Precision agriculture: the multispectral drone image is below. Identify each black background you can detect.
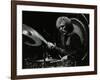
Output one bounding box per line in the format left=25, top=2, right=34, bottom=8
left=22, top=11, right=89, bottom=68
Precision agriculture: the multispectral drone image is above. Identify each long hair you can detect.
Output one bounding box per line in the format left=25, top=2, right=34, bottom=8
left=56, top=16, right=74, bottom=33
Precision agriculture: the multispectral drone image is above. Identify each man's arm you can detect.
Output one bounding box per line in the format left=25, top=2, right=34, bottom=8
left=47, top=42, right=76, bottom=56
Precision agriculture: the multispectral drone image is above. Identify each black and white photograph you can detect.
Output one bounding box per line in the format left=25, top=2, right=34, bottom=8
left=22, top=11, right=89, bottom=69
left=11, top=1, right=97, bottom=79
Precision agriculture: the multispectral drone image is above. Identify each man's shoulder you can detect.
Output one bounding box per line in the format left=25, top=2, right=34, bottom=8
left=68, top=32, right=78, bottom=37
left=69, top=32, right=81, bottom=41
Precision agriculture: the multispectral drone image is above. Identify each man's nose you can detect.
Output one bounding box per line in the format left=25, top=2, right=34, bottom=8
left=62, top=26, right=65, bottom=30
left=59, top=27, right=62, bottom=30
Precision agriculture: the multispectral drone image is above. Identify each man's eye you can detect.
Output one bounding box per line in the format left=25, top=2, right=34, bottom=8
left=59, top=26, right=63, bottom=29
left=58, top=27, right=61, bottom=30
left=59, top=27, right=62, bottom=30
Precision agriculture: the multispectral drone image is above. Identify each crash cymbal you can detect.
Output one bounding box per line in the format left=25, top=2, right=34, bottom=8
left=22, top=24, right=42, bottom=46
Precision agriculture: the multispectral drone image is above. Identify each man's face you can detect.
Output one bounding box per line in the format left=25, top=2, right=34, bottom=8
left=58, top=22, right=68, bottom=35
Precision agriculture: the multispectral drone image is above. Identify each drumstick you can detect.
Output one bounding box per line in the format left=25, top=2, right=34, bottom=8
left=31, top=28, right=48, bottom=44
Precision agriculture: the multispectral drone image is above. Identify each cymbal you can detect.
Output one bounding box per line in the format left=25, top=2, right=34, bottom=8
left=22, top=24, right=42, bottom=46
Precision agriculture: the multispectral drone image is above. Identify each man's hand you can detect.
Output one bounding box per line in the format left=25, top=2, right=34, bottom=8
left=47, top=42, right=55, bottom=49
left=61, top=55, right=68, bottom=61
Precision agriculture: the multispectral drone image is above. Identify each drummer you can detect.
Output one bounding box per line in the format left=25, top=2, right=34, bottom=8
left=47, top=16, right=84, bottom=66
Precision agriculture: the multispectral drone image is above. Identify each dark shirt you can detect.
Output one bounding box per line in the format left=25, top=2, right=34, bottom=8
left=50, top=32, right=83, bottom=61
